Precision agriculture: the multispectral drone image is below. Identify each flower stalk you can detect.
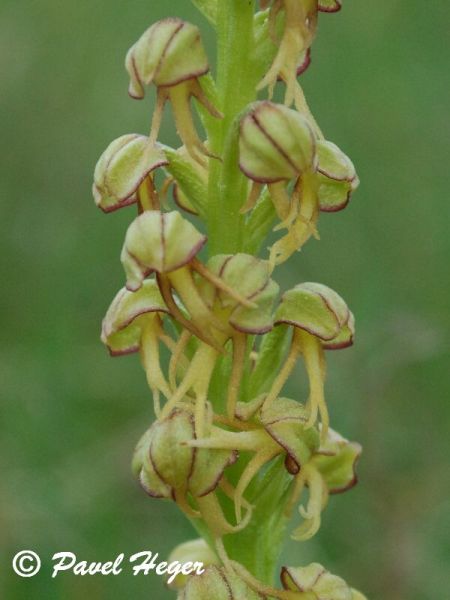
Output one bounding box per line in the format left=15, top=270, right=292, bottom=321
left=93, top=0, right=366, bottom=597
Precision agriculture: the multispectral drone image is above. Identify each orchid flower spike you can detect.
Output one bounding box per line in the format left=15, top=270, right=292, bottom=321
left=126, top=18, right=222, bottom=163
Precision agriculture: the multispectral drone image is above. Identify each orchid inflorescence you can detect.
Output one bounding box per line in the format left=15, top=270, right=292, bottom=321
left=94, top=1, right=366, bottom=597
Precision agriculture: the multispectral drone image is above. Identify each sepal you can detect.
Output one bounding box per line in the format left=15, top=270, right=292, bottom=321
left=275, top=282, right=355, bottom=349
left=165, top=145, right=208, bottom=216
left=260, top=398, right=320, bottom=474
left=239, top=101, right=316, bottom=183
left=126, top=19, right=209, bottom=98
left=316, top=140, right=359, bottom=213
left=121, top=211, right=207, bottom=291
left=134, top=409, right=236, bottom=502
left=101, top=280, right=168, bottom=355
left=93, top=134, right=167, bottom=212
left=199, top=253, right=279, bottom=334
left=313, top=428, right=361, bottom=494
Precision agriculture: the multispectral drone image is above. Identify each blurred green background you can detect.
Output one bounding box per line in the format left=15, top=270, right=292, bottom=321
left=1, top=1, right=448, bottom=598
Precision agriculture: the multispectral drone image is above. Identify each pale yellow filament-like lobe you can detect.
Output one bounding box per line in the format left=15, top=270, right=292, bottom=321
left=149, top=87, right=168, bottom=145
left=168, top=329, right=192, bottom=390
left=227, top=333, right=247, bottom=420
left=240, top=182, right=263, bottom=214
left=263, top=328, right=301, bottom=408
left=234, top=446, right=280, bottom=522
left=169, top=82, right=208, bottom=166
left=270, top=174, right=319, bottom=267
left=291, top=464, right=327, bottom=541
left=197, top=492, right=252, bottom=537
left=298, top=329, right=329, bottom=440
left=169, top=267, right=229, bottom=339
left=140, top=319, right=172, bottom=401
left=160, top=341, right=219, bottom=419
left=137, top=176, right=159, bottom=212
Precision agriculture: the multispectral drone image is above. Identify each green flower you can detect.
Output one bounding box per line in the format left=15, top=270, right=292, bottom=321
left=92, top=134, right=167, bottom=212
left=238, top=101, right=358, bottom=265
left=133, top=408, right=253, bottom=536
left=259, top=282, right=355, bottom=441
left=125, top=18, right=221, bottom=163
left=100, top=280, right=172, bottom=407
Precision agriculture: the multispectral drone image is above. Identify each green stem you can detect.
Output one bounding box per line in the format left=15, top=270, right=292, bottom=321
left=207, top=0, right=258, bottom=255
left=201, top=0, right=293, bottom=585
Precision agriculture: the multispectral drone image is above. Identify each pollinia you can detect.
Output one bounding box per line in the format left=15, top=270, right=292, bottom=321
left=94, top=1, right=367, bottom=598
